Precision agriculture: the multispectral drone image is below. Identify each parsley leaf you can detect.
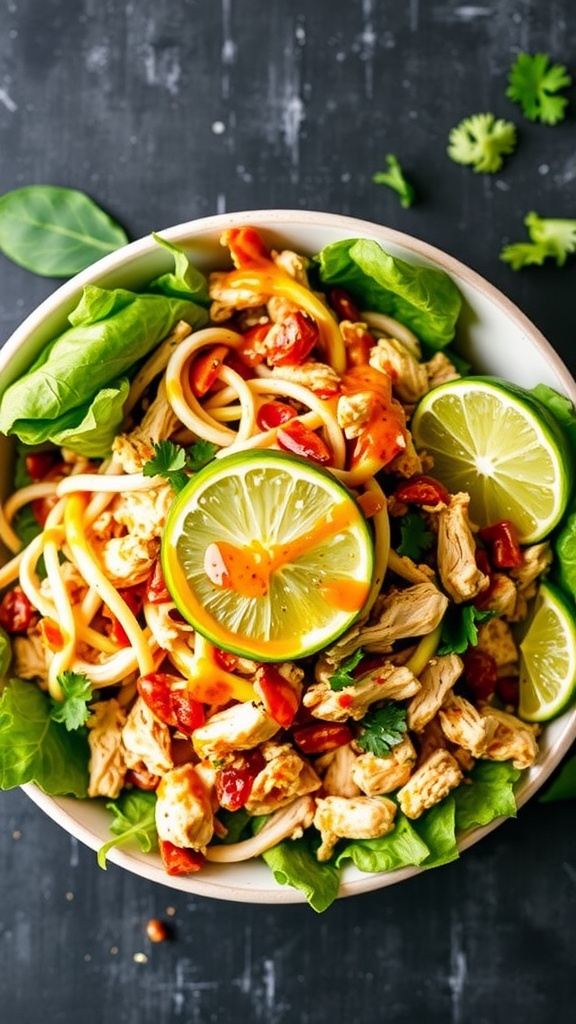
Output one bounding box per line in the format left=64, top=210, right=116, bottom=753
left=506, top=52, right=571, bottom=125
left=356, top=703, right=407, bottom=757
left=328, top=648, right=364, bottom=691
left=143, top=439, right=218, bottom=492
left=97, top=789, right=158, bottom=869
left=372, top=154, right=416, bottom=209
left=396, top=512, right=434, bottom=561
left=49, top=671, right=94, bottom=731
left=438, top=604, right=495, bottom=656
left=447, top=113, right=517, bottom=173
left=500, top=211, right=576, bottom=270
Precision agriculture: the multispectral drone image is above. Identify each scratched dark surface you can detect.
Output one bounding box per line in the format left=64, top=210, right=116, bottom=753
left=2, top=2, right=576, bottom=1022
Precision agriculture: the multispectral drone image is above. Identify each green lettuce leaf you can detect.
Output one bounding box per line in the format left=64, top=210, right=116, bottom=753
left=97, top=789, right=158, bottom=868
left=262, top=833, right=341, bottom=913
left=336, top=810, right=431, bottom=873
left=149, top=234, right=210, bottom=303
left=0, top=678, right=89, bottom=796
left=453, top=759, right=520, bottom=830
left=314, top=238, right=462, bottom=348
left=0, top=627, right=11, bottom=679
left=412, top=797, right=459, bottom=869
left=0, top=286, right=208, bottom=456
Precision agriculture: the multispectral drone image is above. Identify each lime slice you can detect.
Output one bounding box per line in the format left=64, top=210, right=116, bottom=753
left=519, top=581, right=576, bottom=722
left=411, top=376, right=573, bottom=543
left=161, top=450, right=375, bottom=661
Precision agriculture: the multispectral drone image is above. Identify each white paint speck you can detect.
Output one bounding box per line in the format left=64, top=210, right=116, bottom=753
left=216, top=192, right=227, bottom=214
left=85, top=45, right=109, bottom=72
left=538, top=163, right=550, bottom=176
left=448, top=919, right=467, bottom=1024
left=133, top=952, right=149, bottom=964
left=295, top=24, right=306, bottom=45
left=212, top=120, right=226, bottom=134
left=0, top=87, right=17, bottom=112
left=454, top=5, right=492, bottom=18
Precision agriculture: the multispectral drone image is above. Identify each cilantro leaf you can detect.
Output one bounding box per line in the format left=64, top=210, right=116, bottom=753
left=328, top=648, right=364, bottom=691
left=0, top=678, right=89, bottom=796
left=97, top=789, right=158, bottom=868
left=49, top=671, right=94, bottom=731
left=438, top=604, right=495, bottom=656
left=396, top=511, right=434, bottom=561
left=447, top=113, right=517, bottom=173
left=356, top=703, right=407, bottom=757
left=506, top=52, right=571, bottom=124
left=143, top=439, right=189, bottom=492
left=372, top=154, right=416, bottom=209
left=186, top=439, right=218, bottom=472
left=501, top=211, right=576, bottom=270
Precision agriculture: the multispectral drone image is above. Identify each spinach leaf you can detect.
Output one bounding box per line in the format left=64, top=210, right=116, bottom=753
left=98, top=790, right=158, bottom=868
left=314, top=238, right=462, bottom=348
left=0, top=678, right=89, bottom=796
left=0, top=186, right=128, bottom=276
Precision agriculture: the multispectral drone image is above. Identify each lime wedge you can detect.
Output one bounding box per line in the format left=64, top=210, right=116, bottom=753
left=411, top=376, right=573, bottom=543
left=519, top=581, right=576, bottom=722
left=161, top=451, right=375, bottom=661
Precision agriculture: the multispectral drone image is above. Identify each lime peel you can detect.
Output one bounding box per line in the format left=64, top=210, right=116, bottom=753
left=519, top=581, right=576, bottom=722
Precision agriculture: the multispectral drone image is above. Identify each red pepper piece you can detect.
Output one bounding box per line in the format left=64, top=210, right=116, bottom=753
left=189, top=344, right=229, bottom=398
left=256, top=401, right=298, bottom=431
left=237, top=323, right=271, bottom=367
left=254, top=664, right=300, bottom=729
left=496, top=675, right=520, bottom=706
left=24, top=450, right=60, bottom=482
left=328, top=287, right=362, bottom=323
left=221, top=226, right=271, bottom=268
left=277, top=420, right=333, bottom=465
left=478, top=520, right=523, bottom=569
left=104, top=586, right=144, bottom=647
left=137, top=672, right=205, bottom=735
left=0, top=587, right=36, bottom=634
left=292, top=722, right=354, bottom=755
left=170, top=690, right=206, bottom=733
left=265, top=311, right=319, bottom=367
left=145, top=560, right=171, bottom=604
left=462, top=647, right=498, bottom=701
left=394, top=474, right=451, bottom=507
left=215, top=750, right=265, bottom=811
left=159, top=839, right=205, bottom=876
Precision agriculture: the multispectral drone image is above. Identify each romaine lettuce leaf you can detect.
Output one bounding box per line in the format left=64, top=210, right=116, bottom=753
left=0, top=678, right=89, bottom=797
left=0, top=627, right=11, bottom=679
left=313, top=238, right=462, bottom=347
left=98, top=789, right=158, bottom=868
left=262, top=833, right=341, bottom=913
left=453, top=759, right=520, bottom=830
left=336, top=809, right=430, bottom=873
left=149, top=234, right=210, bottom=303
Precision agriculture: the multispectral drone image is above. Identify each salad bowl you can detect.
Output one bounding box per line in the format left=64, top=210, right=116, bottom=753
left=1, top=209, right=576, bottom=904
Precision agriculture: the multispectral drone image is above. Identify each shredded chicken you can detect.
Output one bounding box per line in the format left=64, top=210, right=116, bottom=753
left=369, top=336, right=429, bottom=405
left=479, top=704, right=540, bottom=769
left=425, top=351, right=460, bottom=389
left=397, top=748, right=463, bottom=819
left=406, top=653, right=464, bottom=732
left=476, top=617, right=519, bottom=668
left=191, top=700, right=279, bottom=762
left=438, top=694, right=490, bottom=758
left=272, top=248, right=311, bottom=286
left=436, top=493, right=490, bottom=603
left=12, top=631, right=47, bottom=681
left=87, top=699, right=127, bottom=798
left=121, top=696, right=173, bottom=776
left=205, top=795, right=316, bottom=863
left=270, top=360, right=340, bottom=394
left=304, top=662, right=420, bottom=722
left=326, top=581, right=448, bottom=660
left=314, top=794, right=397, bottom=861
left=511, top=542, right=553, bottom=591
left=317, top=743, right=362, bottom=798
left=244, top=741, right=321, bottom=815
left=155, top=764, right=214, bottom=851
left=337, top=390, right=379, bottom=438
left=209, top=272, right=268, bottom=321
left=351, top=736, right=417, bottom=796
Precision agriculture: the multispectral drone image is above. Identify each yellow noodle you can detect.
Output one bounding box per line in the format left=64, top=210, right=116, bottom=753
left=0, top=549, right=24, bottom=589
left=165, top=327, right=243, bottom=445
left=56, top=472, right=163, bottom=497
left=42, top=526, right=78, bottom=698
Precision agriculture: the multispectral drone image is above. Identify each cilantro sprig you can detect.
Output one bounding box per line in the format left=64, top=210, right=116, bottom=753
left=328, top=648, right=364, bottom=691
left=500, top=212, right=576, bottom=270
left=438, top=604, right=495, bottom=656
left=396, top=512, right=434, bottom=562
left=447, top=113, right=517, bottom=173
left=49, top=671, right=94, bottom=731
left=356, top=703, right=407, bottom=758
left=372, top=154, right=416, bottom=209
left=143, top=439, right=218, bottom=492
left=506, top=52, right=571, bottom=125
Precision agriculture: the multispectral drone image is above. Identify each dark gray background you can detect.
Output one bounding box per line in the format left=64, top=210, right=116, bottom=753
left=1, top=2, right=576, bottom=1021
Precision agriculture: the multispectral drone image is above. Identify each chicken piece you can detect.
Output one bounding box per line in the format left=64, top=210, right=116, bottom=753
left=313, top=794, right=397, bottom=861
left=326, top=581, right=448, bottom=661
left=87, top=699, right=127, bottom=798
left=39, top=560, right=87, bottom=606
left=270, top=360, right=341, bottom=395
left=209, top=271, right=269, bottom=322
left=369, top=336, right=429, bottom=405
left=12, top=632, right=48, bottom=681
left=425, top=351, right=460, bottom=389
left=385, top=430, right=426, bottom=479
left=479, top=704, right=539, bottom=769
left=476, top=573, right=518, bottom=618
left=114, top=381, right=182, bottom=472
left=317, top=743, right=362, bottom=798
left=476, top=617, right=519, bottom=668
left=95, top=532, right=160, bottom=588
left=155, top=764, right=214, bottom=851
left=111, top=485, right=174, bottom=540
left=336, top=390, right=379, bottom=438
left=397, top=748, right=463, bottom=819
left=304, top=663, right=420, bottom=722
left=244, top=741, right=321, bottom=815
left=206, top=795, right=316, bottom=863
left=351, top=736, right=417, bottom=796
left=143, top=600, right=194, bottom=651
left=191, top=700, right=279, bottom=763
left=406, top=654, right=464, bottom=732
left=121, top=696, right=173, bottom=777
left=438, top=694, right=490, bottom=758
left=416, top=714, right=449, bottom=763
left=510, top=542, right=553, bottom=591
left=436, top=493, right=490, bottom=603
left=88, top=483, right=173, bottom=586
left=272, top=248, right=311, bottom=286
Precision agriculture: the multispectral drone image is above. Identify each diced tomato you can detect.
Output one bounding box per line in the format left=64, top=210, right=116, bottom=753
left=39, top=617, right=65, bottom=651
left=237, top=323, right=271, bottom=367
left=24, top=450, right=59, bottom=482
left=256, top=401, right=298, bottom=431
left=265, top=311, right=319, bottom=367
left=277, top=420, right=333, bottom=465
left=137, top=672, right=205, bottom=735
left=170, top=690, right=206, bottom=733
left=292, top=722, right=354, bottom=755
left=394, top=474, right=451, bottom=507
left=254, top=664, right=300, bottom=729
left=496, top=675, right=520, bottom=706
left=462, top=647, right=498, bottom=701
left=328, top=287, right=362, bottom=323
left=214, top=750, right=265, bottom=811
left=478, top=520, right=523, bottom=569
left=125, top=768, right=161, bottom=791
left=221, top=226, right=272, bottom=269
left=189, top=344, right=229, bottom=398
left=0, top=587, right=36, bottom=634
left=105, top=586, right=144, bottom=646
left=145, top=560, right=171, bottom=604
left=213, top=647, right=240, bottom=672
left=475, top=548, right=492, bottom=577
left=159, top=839, right=205, bottom=876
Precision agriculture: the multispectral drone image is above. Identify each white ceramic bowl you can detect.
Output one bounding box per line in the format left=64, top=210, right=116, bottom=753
left=2, top=209, right=576, bottom=904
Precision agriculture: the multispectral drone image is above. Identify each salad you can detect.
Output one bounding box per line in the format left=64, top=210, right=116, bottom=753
left=0, top=225, right=575, bottom=911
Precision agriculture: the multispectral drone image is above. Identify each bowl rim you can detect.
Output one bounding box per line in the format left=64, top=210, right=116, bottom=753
left=3, top=207, right=576, bottom=904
